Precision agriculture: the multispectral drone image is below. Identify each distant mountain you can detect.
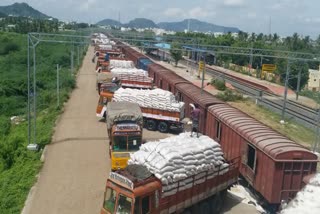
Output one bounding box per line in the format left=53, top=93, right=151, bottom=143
left=96, top=17, right=240, bottom=33
left=0, top=11, right=7, bottom=18
left=97, top=19, right=122, bottom=27
left=158, top=19, right=239, bottom=33
left=0, top=2, right=50, bottom=19
left=124, top=18, right=157, bottom=29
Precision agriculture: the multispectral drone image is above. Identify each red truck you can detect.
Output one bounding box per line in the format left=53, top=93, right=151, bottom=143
left=100, top=158, right=239, bottom=214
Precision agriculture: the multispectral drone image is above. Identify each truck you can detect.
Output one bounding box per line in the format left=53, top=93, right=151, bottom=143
left=111, top=69, right=153, bottom=89
left=112, top=88, right=185, bottom=133
left=106, top=102, right=143, bottom=171
left=100, top=145, right=240, bottom=214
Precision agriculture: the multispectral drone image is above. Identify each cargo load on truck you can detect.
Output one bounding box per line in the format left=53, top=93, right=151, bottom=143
left=101, top=133, right=240, bottom=214
left=110, top=68, right=153, bottom=89
left=106, top=101, right=143, bottom=130
left=128, top=133, right=229, bottom=188
left=109, top=59, right=135, bottom=69
left=113, top=88, right=185, bottom=132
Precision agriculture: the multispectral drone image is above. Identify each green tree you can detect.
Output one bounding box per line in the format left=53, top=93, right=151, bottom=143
left=170, top=42, right=183, bottom=66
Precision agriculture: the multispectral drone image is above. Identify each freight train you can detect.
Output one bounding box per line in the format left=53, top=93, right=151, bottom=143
left=102, top=35, right=318, bottom=211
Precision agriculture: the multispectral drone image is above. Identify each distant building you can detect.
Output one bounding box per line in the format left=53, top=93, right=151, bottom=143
left=308, top=67, right=320, bottom=91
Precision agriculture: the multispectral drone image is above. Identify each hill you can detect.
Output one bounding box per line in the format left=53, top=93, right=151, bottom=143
left=0, top=11, right=7, bottom=18
left=96, top=17, right=240, bottom=33
left=124, top=18, right=157, bottom=28
left=158, top=19, right=239, bottom=33
left=0, top=2, right=50, bottom=19
left=96, top=18, right=122, bottom=27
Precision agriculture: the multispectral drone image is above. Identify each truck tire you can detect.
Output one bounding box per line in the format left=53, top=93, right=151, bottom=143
left=199, top=201, right=211, bottom=214
left=158, top=121, right=168, bottom=133
left=146, top=119, right=157, bottom=131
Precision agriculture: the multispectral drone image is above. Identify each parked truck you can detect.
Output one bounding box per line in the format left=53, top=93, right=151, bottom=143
left=101, top=153, right=239, bottom=214
left=106, top=102, right=143, bottom=171
left=112, top=88, right=185, bottom=133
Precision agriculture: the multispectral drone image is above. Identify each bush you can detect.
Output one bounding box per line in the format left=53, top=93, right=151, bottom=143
left=211, top=78, right=226, bottom=91
left=0, top=116, right=11, bottom=137
left=216, top=89, right=244, bottom=102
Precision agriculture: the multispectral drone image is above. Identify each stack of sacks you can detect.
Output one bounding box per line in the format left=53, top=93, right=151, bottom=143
left=113, top=88, right=184, bottom=112
left=128, top=133, right=229, bottom=196
left=111, top=68, right=148, bottom=77
left=109, top=60, right=134, bottom=69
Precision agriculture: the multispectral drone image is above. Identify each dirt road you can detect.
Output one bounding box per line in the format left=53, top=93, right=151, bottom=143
left=23, top=46, right=109, bottom=214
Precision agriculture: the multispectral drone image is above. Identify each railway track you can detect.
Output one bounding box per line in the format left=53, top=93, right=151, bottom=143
left=152, top=50, right=319, bottom=128
left=204, top=66, right=319, bottom=128
left=178, top=57, right=320, bottom=128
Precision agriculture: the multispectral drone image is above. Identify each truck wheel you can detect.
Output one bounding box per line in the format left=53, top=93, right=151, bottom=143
left=158, top=121, right=168, bottom=133
left=146, top=120, right=157, bottom=131
left=200, top=201, right=211, bottom=214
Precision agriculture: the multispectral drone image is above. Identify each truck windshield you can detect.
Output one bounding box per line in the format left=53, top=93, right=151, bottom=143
left=116, top=194, right=133, bottom=214
left=103, top=187, right=117, bottom=213
left=113, top=136, right=127, bottom=152
left=113, top=135, right=142, bottom=152
left=128, top=136, right=142, bottom=151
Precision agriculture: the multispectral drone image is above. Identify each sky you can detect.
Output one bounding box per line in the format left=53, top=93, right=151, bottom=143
left=1, top=0, right=320, bottom=38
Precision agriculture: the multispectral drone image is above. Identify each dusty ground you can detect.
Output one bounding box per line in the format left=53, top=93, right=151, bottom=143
left=23, top=46, right=259, bottom=214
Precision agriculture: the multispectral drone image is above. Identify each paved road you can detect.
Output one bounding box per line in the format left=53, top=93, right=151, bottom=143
left=23, top=46, right=259, bottom=214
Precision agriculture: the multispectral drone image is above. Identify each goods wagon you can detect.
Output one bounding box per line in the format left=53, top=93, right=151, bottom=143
left=206, top=104, right=318, bottom=210
left=175, top=82, right=223, bottom=133
left=136, top=58, right=153, bottom=71
left=147, top=64, right=168, bottom=85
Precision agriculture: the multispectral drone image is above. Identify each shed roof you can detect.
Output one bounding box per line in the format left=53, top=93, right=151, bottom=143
left=208, top=104, right=317, bottom=161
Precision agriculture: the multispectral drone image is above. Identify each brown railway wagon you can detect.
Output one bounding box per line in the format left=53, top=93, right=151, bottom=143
left=207, top=104, right=318, bottom=207
left=156, top=70, right=189, bottom=94
left=175, top=82, right=223, bottom=133
left=147, top=64, right=168, bottom=85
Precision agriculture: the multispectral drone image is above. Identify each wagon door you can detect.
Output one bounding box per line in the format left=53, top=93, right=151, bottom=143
left=241, top=142, right=256, bottom=185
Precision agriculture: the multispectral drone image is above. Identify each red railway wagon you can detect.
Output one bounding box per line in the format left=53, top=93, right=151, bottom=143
left=147, top=64, right=167, bottom=85
left=155, top=69, right=189, bottom=94
left=206, top=104, right=318, bottom=209
left=175, top=82, right=223, bottom=133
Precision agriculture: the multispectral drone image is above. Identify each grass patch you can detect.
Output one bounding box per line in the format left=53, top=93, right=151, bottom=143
left=229, top=99, right=316, bottom=148
left=0, top=31, right=87, bottom=213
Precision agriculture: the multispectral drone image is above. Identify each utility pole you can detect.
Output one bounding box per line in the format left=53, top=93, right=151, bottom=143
left=313, top=109, right=320, bottom=152
left=201, top=52, right=206, bottom=95
left=281, top=60, right=291, bottom=123
left=77, top=46, right=80, bottom=66
left=296, top=69, right=302, bottom=100
left=56, top=64, right=60, bottom=107
left=70, top=50, right=74, bottom=74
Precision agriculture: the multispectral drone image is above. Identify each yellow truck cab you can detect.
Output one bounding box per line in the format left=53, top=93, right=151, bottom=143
left=106, top=102, right=143, bottom=170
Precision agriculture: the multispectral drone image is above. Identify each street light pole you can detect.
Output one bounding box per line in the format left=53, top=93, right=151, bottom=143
left=281, top=59, right=291, bottom=123
left=201, top=52, right=206, bottom=95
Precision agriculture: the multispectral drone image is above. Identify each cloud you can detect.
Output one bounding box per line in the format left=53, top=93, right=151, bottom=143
left=223, top=0, right=245, bottom=7
left=79, top=0, right=97, bottom=12
left=163, top=8, right=185, bottom=17
left=304, top=17, right=320, bottom=24
left=247, top=12, right=256, bottom=19
left=188, top=7, right=213, bottom=18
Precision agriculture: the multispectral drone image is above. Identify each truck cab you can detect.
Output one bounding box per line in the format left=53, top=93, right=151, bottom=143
left=101, top=167, right=161, bottom=214
left=110, top=123, right=142, bottom=170
left=106, top=102, right=144, bottom=171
